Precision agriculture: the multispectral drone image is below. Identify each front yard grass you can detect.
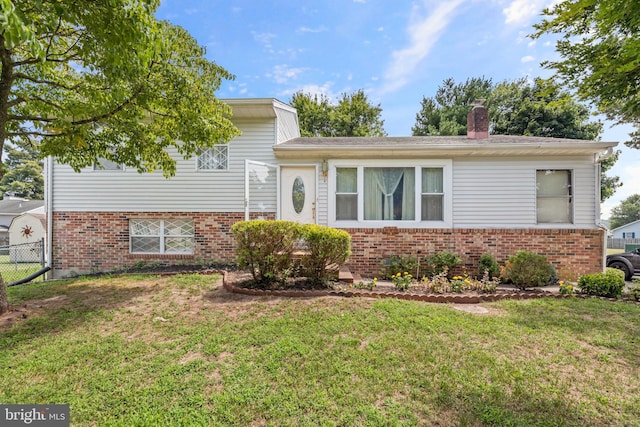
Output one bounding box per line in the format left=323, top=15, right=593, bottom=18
left=2, top=273, right=640, bottom=426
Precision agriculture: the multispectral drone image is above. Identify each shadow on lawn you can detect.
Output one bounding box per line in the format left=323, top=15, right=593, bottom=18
left=1, top=281, right=154, bottom=347
left=434, top=381, right=591, bottom=426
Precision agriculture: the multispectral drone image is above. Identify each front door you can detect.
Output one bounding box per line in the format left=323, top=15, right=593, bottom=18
left=280, top=166, right=316, bottom=223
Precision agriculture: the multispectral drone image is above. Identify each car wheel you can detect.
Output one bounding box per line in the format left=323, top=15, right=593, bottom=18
left=609, top=261, right=632, bottom=281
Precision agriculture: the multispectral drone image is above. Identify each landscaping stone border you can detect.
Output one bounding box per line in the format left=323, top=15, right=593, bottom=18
left=221, top=271, right=629, bottom=305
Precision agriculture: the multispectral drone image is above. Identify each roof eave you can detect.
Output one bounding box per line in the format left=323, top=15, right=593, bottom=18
left=273, top=142, right=618, bottom=159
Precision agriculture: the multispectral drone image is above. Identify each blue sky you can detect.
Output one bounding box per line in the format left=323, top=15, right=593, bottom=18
left=156, top=0, right=639, bottom=219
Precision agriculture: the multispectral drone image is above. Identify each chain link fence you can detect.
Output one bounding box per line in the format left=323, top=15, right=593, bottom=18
left=0, top=238, right=46, bottom=286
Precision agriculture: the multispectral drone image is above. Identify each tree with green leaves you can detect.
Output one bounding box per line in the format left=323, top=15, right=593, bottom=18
left=290, top=92, right=332, bottom=137
left=609, top=194, right=640, bottom=230
left=291, top=89, right=386, bottom=137
left=533, top=0, right=640, bottom=149
left=0, top=139, right=43, bottom=199
left=412, top=77, right=493, bottom=136
left=0, top=0, right=239, bottom=314
left=412, top=77, right=620, bottom=201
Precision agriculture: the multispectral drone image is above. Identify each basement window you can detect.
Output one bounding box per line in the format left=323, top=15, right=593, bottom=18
left=130, top=219, right=194, bottom=254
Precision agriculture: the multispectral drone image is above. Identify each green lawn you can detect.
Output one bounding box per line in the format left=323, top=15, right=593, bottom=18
left=0, top=254, right=44, bottom=284
left=2, top=274, right=640, bottom=426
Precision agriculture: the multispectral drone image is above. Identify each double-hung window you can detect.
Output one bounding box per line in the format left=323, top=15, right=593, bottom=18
left=536, top=169, right=573, bottom=223
left=197, top=144, right=228, bottom=170
left=130, top=219, right=194, bottom=254
left=332, top=161, right=451, bottom=226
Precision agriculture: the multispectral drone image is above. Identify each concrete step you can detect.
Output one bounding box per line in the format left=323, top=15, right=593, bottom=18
left=338, top=265, right=354, bottom=283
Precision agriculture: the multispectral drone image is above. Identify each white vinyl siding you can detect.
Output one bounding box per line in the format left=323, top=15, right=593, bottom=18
left=275, top=106, right=301, bottom=143
left=452, top=157, right=596, bottom=228
left=52, top=119, right=277, bottom=212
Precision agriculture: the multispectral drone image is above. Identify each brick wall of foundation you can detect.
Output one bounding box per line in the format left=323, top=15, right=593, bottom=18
left=51, top=211, right=272, bottom=277
left=343, top=227, right=605, bottom=281
left=52, top=212, right=605, bottom=281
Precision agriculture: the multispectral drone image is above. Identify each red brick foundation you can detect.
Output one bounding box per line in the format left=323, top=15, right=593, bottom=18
left=51, top=211, right=272, bottom=278
left=343, top=227, right=605, bottom=281
left=52, top=212, right=605, bottom=281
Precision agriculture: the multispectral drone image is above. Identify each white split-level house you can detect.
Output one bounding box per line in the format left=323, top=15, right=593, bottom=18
left=45, top=98, right=618, bottom=280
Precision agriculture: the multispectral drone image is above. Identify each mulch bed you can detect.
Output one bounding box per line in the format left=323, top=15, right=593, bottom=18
left=221, top=270, right=588, bottom=305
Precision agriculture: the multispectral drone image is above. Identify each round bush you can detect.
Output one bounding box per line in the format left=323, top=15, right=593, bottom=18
left=502, top=250, right=556, bottom=290
left=578, top=268, right=626, bottom=298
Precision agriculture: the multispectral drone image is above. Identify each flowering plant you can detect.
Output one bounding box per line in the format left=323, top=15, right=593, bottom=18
left=558, top=281, right=575, bottom=295
left=392, top=272, right=413, bottom=291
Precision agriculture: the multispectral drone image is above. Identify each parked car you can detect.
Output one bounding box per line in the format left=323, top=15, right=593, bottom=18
left=606, top=248, right=640, bottom=281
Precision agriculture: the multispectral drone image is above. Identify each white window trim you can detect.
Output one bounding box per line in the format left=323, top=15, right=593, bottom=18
left=535, top=168, right=574, bottom=225
left=328, top=159, right=453, bottom=228
left=196, top=143, right=230, bottom=171
left=129, top=219, right=194, bottom=254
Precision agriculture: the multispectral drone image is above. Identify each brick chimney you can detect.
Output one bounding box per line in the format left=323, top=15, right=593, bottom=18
left=467, top=101, right=489, bottom=139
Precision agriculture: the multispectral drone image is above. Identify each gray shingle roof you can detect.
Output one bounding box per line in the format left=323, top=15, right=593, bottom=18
left=0, top=200, right=44, bottom=214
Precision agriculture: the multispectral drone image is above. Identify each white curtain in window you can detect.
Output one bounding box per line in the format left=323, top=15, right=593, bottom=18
left=364, top=168, right=414, bottom=220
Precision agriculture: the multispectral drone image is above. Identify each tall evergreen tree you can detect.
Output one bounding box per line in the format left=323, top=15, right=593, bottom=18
left=0, top=139, right=43, bottom=199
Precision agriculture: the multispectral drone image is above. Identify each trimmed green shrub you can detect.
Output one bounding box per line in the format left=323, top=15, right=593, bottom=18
left=578, top=268, right=626, bottom=298
left=380, top=255, right=419, bottom=279
left=424, top=251, right=462, bottom=278
left=299, top=224, right=351, bottom=285
left=478, top=253, right=500, bottom=279
left=502, top=250, right=556, bottom=290
left=231, top=220, right=301, bottom=286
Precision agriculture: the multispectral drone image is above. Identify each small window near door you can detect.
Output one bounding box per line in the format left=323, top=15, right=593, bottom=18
left=336, top=168, right=357, bottom=220
left=292, top=176, right=305, bottom=214
left=422, top=168, right=444, bottom=221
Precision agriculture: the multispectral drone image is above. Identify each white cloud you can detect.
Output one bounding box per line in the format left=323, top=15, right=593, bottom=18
left=521, top=55, right=535, bottom=63
left=268, top=64, right=309, bottom=84
left=380, top=0, right=465, bottom=94
left=297, top=26, right=328, bottom=33
left=503, top=0, right=560, bottom=26
left=503, top=0, right=542, bottom=25
left=252, top=31, right=276, bottom=51
left=277, top=82, right=339, bottom=102
left=353, top=0, right=366, bottom=3
left=528, top=40, right=537, bottom=48
left=377, top=26, right=384, bottom=32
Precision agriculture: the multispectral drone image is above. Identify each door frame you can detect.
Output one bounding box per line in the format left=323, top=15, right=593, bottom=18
left=277, top=164, right=319, bottom=223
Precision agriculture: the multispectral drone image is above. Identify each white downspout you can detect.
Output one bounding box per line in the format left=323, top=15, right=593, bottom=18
left=244, top=159, right=249, bottom=221
left=596, top=149, right=613, bottom=272
left=46, top=156, right=53, bottom=278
